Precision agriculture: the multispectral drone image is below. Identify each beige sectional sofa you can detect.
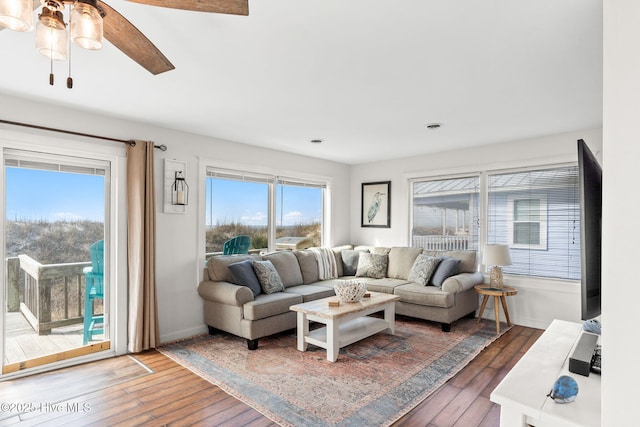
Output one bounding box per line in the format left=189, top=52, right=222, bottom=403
left=198, top=245, right=483, bottom=350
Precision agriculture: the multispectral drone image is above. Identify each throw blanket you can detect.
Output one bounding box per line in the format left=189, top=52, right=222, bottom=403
left=311, top=247, right=338, bottom=280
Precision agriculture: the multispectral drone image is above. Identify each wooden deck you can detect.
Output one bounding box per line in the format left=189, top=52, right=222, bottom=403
left=0, top=325, right=543, bottom=426
left=4, top=312, right=103, bottom=366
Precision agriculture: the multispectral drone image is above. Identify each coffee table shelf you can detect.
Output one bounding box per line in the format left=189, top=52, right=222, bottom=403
left=306, top=316, right=392, bottom=350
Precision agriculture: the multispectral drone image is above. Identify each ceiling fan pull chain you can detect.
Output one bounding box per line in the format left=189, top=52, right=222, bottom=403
left=49, top=56, right=54, bottom=86
left=66, top=4, right=73, bottom=89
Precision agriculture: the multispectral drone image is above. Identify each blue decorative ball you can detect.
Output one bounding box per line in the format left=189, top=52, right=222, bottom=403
left=548, top=375, right=579, bottom=403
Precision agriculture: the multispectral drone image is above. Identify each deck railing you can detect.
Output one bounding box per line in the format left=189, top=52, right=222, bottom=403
left=8, top=255, right=91, bottom=335
left=412, top=235, right=471, bottom=251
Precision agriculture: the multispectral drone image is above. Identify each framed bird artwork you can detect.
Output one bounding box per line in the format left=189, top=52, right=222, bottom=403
left=361, top=181, right=391, bottom=228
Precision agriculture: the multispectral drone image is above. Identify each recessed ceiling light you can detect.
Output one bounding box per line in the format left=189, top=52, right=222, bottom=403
left=310, top=139, right=323, bottom=144
left=426, top=123, right=443, bottom=130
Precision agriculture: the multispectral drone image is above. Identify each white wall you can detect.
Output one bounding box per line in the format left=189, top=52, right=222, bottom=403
left=350, top=128, right=603, bottom=329
left=0, top=94, right=352, bottom=344
left=602, top=0, right=640, bottom=423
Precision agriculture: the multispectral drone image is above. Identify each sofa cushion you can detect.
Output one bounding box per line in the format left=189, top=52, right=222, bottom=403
left=430, top=257, right=462, bottom=287
left=252, top=260, right=285, bottom=294
left=407, top=254, right=442, bottom=286
left=360, top=277, right=409, bottom=294
left=294, top=250, right=319, bottom=284
left=243, top=292, right=302, bottom=320
left=341, top=249, right=369, bottom=276
left=393, top=283, right=455, bottom=308
left=387, top=247, right=423, bottom=280
left=262, top=251, right=303, bottom=287
left=207, top=254, right=261, bottom=282
left=227, top=259, right=262, bottom=297
left=356, top=252, right=388, bottom=279
left=284, top=285, right=335, bottom=302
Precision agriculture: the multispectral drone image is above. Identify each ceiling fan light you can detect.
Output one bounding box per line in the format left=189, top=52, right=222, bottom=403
left=35, top=8, right=68, bottom=60
left=0, top=0, right=34, bottom=32
left=70, top=1, right=103, bottom=50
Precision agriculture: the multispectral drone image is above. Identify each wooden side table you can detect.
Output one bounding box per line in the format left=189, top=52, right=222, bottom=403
left=474, top=284, right=518, bottom=334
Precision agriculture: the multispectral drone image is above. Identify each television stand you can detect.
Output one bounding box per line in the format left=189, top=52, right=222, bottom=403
left=490, top=319, right=601, bottom=426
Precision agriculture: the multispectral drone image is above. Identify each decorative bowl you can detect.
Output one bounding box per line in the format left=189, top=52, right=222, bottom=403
left=334, top=280, right=367, bottom=303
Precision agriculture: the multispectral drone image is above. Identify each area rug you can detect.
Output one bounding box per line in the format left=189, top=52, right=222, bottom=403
left=159, top=316, right=509, bottom=427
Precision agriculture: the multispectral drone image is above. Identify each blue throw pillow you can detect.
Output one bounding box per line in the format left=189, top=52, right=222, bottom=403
left=228, top=259, right=262, bottom=297
left=429, top=257, right=461, bottom=287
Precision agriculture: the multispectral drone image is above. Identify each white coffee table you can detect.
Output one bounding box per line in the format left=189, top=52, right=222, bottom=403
left=290, top=291, right=400, bottom=362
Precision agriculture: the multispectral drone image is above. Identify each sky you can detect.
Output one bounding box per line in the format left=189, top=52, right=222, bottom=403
left=4, top=169, right=322, bottom=226
left=5, top=168, right=105, bottom=222
left=205, top=178, right=322, bottom=227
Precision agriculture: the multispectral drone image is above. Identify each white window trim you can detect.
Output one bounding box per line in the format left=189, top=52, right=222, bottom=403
left=507, top=194, right=548, bottom=250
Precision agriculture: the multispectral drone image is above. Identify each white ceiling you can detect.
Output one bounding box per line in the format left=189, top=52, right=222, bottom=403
left=0, top=0, right=603, bottom=165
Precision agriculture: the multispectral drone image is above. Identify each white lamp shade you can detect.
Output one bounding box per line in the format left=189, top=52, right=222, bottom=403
left=0, top=0, right=34, bottom=32
left=483, top=244, right=512, bottom=266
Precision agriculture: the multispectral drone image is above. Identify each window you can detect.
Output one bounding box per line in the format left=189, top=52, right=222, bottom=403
left=205, top=170, right=272, bottom=255
left=276, top=178, right=324, bottom=248
left=411, top=175, right=480, bottom=251
left=488, top=166, right=580, bottom=280
left=509, top=195, right=547, bottom=248
left=205, top=168, right=325, bottom=255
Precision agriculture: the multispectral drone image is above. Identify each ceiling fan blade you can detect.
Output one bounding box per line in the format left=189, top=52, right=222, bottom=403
left=100, top=1, right=175, bottom=75
left=126, top=0, right=248, bottom=15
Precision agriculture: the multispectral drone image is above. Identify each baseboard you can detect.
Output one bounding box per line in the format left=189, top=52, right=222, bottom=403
left=160, top=324, right=208, bottom=344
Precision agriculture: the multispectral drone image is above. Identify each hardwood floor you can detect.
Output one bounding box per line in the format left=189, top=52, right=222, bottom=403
left=0, top=325, right=542, bottom=426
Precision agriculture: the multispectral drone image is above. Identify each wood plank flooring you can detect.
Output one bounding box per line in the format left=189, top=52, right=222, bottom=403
left=0, top=325, right=542, bottom=426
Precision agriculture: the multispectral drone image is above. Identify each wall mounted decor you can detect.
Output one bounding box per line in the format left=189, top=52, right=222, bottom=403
left=361, top=181, right=391, bottom=228
left=164, top=159, right=187, bottom=214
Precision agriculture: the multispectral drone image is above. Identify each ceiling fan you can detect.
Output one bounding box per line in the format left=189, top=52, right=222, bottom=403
left=0, top=0, right=248, bottom=76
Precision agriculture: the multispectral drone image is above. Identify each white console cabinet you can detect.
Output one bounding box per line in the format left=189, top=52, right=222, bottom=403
left=490, top=319, right=601, bottom=427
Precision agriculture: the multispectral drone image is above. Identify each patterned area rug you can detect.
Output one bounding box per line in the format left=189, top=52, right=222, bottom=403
left=159, top=316, right=509, bottom=427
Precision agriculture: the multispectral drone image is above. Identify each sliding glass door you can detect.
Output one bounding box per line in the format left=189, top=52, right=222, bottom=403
left=3, top=150, right=111, bottom=374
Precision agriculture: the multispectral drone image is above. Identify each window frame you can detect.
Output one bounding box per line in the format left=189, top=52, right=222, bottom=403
left=408, top=161, right=580, bottom=282
left=203, top=165, right=328, bottom=254
left=507, top=194, right=548, bottom=249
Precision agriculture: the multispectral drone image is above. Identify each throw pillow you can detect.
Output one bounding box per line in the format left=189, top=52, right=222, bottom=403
left=408, top=254, right=442, bottom=286
left=341, top=249, right=369, bottom=276
left=252, top=260, right=285, bottom=294
left=227, top=259, right=262, bottom=297
left=355, top=252, right=388, bottom=279
left=429, top=257, right=462, bottom=287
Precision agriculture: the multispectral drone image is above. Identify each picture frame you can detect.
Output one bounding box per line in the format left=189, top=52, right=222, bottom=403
left=361, top=181, right=391, bottom=228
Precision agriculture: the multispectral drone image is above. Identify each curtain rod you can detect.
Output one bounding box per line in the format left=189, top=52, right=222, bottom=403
left=0, top=119, right=168, bottom=151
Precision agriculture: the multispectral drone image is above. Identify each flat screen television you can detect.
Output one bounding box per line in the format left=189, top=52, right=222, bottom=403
left=577, top=139, right=602, bottom=320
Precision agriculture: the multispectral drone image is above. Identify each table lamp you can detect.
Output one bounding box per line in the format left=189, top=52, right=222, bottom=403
left=483, top=244, right=512, bottom=289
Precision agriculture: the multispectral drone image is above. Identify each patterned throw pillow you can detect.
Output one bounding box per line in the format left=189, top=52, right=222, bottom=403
left=355, top=252, right=388, bottom=279
left=252, top=260, right=285, bottom=294
left=408, top=254, right=442, bottom=286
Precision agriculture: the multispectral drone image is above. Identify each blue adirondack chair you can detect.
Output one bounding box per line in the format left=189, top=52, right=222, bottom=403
left=223, top=235, right=251, bottom=255
left=83, top=240, right=104, bottom=345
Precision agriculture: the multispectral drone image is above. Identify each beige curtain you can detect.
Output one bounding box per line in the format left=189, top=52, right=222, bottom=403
left=126, top=140, right=159, bottom=352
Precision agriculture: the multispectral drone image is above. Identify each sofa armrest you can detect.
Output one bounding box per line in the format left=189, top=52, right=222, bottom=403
left=441, top=272, right=484, bottom=293
left=197, top=280, right=254, bottom=306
